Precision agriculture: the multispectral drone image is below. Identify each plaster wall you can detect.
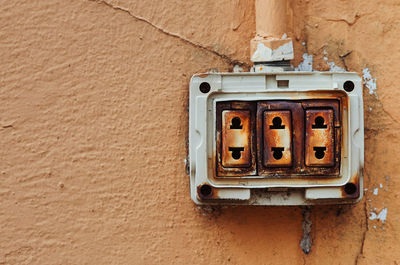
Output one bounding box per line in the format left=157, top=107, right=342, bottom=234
left=0, top=1, right=399, bottom=264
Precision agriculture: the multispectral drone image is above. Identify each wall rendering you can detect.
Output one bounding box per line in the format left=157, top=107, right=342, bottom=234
left=0, top=0, right=399, bottom=264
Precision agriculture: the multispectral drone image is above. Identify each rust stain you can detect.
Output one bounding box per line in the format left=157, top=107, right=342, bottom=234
left=221, top=110, right=251, bottom=167
left=197, top=184, right=220, bottom=200
left=340, top=171, right=362, bottom=199
left=197, top=74, right=209, bottom=78
left=305, top=109, right=335, bottom=167
left=263, top=110, right=292, bottom=167
left=216, top=102, right=257, bottom=177
left=216, top=95, right=347, bottom=179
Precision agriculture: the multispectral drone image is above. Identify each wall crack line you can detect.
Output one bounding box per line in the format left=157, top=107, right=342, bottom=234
left=88, top=0, right=251, bottom=68
left=355, top=195, right=369, bottom=265
left=325, top=14, right=361, bottom=26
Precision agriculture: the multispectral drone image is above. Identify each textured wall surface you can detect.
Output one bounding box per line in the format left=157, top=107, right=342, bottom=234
left=0, top=0, right=399, bottom=264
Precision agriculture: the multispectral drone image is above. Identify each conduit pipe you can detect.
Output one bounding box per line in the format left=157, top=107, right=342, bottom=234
left=250, top=0, right=294, bottom=64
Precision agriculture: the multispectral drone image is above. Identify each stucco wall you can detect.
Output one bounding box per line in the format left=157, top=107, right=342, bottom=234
left=0, top=0, right=399, bottom=264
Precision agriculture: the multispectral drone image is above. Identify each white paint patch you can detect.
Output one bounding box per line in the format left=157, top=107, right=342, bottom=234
left=362, top=68, right=377, bottom=96
left=281, top=33, right=287, bottom=39
left=233, top=65, right=243, bottom=73
left=369, top=208, right=388, bottom=223
left=251, top=42, right=294, bottom=62
left=373, top=188, right=378, bottom=195
left=322, top=50, right=345, bottom=72
left=327, top=61, right=345, bottom=72
left=380, top=183, right=383, bottom=188
left=295, top=53, right=313, bottom=72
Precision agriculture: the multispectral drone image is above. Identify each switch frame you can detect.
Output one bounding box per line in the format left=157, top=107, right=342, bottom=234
left=188, top=72, right=364, bottom=205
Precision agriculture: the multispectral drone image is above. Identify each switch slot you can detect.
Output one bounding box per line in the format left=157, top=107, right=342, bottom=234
left=263, top=110, right=292, bottom=167
left=221, top=110, right=251, bottom=168
left=305, top=109, right=335, bottom=166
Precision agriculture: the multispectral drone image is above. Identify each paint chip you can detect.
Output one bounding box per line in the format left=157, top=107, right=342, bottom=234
left=327, top=61, right=345, bottom=72
left=369, top=208, right=388, bottom=223
left=295, top=53, right=313, bottom=72
left=362, top=68, right=377, bottom=96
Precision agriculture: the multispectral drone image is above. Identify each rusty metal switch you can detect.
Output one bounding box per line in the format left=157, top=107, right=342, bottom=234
left=263, top=110, right=292, bottom=167
left=221, top=110, right=251, bottom=167
left=305, top=109, right=335, bottom=167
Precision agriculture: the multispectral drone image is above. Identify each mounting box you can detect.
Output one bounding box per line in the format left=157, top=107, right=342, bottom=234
left=188, top=72, right=364, bottom=205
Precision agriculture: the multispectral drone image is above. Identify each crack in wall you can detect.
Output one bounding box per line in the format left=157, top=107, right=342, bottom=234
left=300, top=206, right=312, bottom=255
left=355, top=199, right=369, bottom=265
left=339, top=50, right=352, bottom=71
left=325, top=14, right=361, bottom=26
left=88, top=0, right=251, bottom=69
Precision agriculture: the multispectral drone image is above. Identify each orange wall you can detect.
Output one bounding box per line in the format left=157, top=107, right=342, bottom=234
left=0, top=0, right=399, bottom=264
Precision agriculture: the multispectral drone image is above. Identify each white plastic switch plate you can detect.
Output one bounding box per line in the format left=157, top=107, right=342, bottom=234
left=188, top=72, right=364, bottom=205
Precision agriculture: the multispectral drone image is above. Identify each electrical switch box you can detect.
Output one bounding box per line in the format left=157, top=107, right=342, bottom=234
left=188, top=72, right=364, bottom=205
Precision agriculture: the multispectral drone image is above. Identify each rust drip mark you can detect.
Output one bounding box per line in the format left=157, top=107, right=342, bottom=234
left=305, top=109, right=335, bottom=167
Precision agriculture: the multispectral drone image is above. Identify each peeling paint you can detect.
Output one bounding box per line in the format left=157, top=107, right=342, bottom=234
left=251, top=41, right=294, bottom=62
left=295, top=53, right=313, bottom=72
left=373, top=188, right=378, bottom=195
left=362, top=68, right=377, bottom=96
left=369, top=208, right=388, bottom=223
left=323, top=51, right=345, bottom=72
left=327, top=61, right=345, bottom=72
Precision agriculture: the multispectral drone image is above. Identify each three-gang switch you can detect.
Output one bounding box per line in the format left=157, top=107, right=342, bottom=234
left=217, top=101, right=340, bottom=177
left=189, top=72, right=363, bottom=205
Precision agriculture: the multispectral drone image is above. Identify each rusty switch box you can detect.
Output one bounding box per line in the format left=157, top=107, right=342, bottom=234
left=188, top=72, right=364, bottom=205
